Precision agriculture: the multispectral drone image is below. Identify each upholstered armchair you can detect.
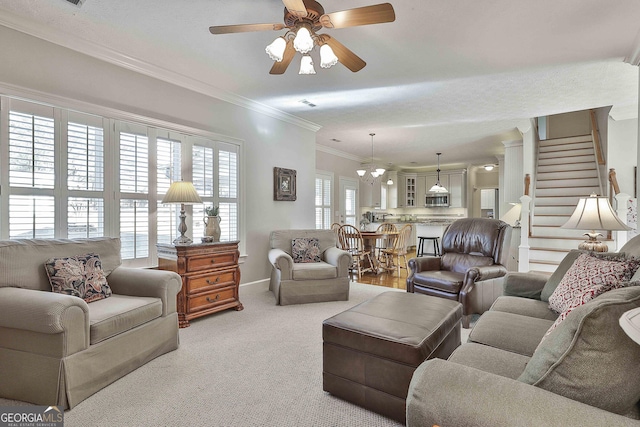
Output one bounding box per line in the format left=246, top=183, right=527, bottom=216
left=268, top=229, right=352, bottom=305
left=407, top=218, right=512, bottom=327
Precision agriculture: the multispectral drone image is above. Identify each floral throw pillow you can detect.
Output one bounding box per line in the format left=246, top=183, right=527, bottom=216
left=542, top=253, right=640, bottom=340
left=291, top=238, right=322, bottom=263
left=45, top=253, right=112, bottom=303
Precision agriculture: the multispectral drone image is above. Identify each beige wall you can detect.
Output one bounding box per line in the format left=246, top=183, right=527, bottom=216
left=547, top=110, right=592, bottom=139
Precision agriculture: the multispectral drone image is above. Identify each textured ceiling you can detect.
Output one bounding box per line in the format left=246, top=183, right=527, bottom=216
left=0, top=0, right=638, bottom=169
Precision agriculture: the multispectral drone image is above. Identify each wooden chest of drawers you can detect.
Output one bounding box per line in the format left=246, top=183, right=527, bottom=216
left=157, top=241, right=242, bottom=328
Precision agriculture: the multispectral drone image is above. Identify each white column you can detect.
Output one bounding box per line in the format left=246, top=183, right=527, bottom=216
left=615, top=192, right=631, bottom=251
left=519, top=195, right=532, bottom=272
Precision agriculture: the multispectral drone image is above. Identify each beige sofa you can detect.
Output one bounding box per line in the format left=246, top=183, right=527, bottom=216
left=0, top=237, right=182, bottom=409
left=406, top=239, right=640, bottom=426
left=268, top=229, right=351, bottom=305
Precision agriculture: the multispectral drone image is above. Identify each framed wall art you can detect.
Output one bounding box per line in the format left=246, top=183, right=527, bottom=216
left=274, top=167, right=296, bottom=201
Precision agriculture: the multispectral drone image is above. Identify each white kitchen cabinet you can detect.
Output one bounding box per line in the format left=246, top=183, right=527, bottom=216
left=404, top=173, right=417, bottom=207
left=396, top=172, right=406, bottom=207
left=425, top=173, right=449, bottom=195
left=359, top=179, right=382, bottom=208
left=481, top=188, right=496, bottom=210
left=387, top=171, right=398, bottom=209
left=448, top=171, right=466, bottom=208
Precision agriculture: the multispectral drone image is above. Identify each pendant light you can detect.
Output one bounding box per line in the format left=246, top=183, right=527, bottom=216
left=429, top=153, right=448, bottom=193
left=356, top=133, right=385, bottom=185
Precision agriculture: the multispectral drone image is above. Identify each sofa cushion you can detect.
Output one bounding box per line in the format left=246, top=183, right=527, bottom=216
left=412, top=270, right=464, bottom=293
left=45, top=253, right=112, bottom=303
left=542, top=254, right=640, bottom=340
left=540, top=250, right=627, bottom=302
left=0, top=237, right=122, bottom=291
left=490, top=296, right=558, bottom=321
left=292, top=261, right=337, bottom=280
left=291, top=237, right=321, bottom=263
left=448, top=342, right=531, bottom=380
left=88, top=294, right=162, bottom=344
left=518, top=286, right=640, bottom=418
left=468, top=310, right=553, bottom=357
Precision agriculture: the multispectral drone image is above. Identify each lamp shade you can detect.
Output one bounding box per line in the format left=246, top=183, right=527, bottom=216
left=320, top=44, right=338, bottom=68
left=299, top=55, right=316, bottom=75
left=293, top=27, right=314, bottom=54
left=161, top=181, right=202, bottom=205
left=429, top=183, right=448, bottom=193
left=561, top=194, right=630, bottom=231
left=500, top=203, right=521, bottom=226
left=265, top=37, right=287, bottom=62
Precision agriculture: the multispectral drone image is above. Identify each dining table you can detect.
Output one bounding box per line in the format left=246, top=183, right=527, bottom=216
left=359, top=230, right=399, bottom=273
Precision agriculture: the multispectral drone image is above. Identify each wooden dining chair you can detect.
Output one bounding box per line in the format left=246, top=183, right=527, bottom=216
left=338, top=224, right=373, bottom=280
left=383, top=224, right=413, bottom=276
left=375, top=222, right=398, bottom=262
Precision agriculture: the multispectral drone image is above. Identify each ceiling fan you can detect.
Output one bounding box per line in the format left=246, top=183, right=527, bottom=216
left=209, top=0, right=395, bottom=75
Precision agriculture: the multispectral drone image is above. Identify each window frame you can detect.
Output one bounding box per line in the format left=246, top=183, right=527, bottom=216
left=0, top=92, right=245, bottom=266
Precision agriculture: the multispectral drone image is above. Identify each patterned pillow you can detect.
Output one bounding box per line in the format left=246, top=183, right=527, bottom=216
left=542, top=253, right=640, bottom=340
left=291, top=238, right=322, bottom=263
left=45, top=253, right=112, bottom=303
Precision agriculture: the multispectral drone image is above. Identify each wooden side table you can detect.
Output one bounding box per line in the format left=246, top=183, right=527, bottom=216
left=157, top=241, right=243, bottom=328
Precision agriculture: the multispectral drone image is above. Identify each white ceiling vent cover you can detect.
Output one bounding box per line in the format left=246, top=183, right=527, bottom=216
left=65, top=0, right=84, bottom=6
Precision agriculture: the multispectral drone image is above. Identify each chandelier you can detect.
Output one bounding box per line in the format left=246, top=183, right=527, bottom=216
left=265, top=25, right=339, bottom=75
left=357, top=133, right=385, bottom=185
left=429, top=153, right=448, bottom=193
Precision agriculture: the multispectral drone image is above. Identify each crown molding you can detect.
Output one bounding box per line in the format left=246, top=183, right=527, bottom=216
left=0, top=12, right=321, bottom=133
left=316, top=144, right=366, bottom=162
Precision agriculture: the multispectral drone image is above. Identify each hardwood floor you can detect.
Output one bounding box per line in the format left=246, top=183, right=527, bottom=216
left=352, top=249, right=418, bottom=290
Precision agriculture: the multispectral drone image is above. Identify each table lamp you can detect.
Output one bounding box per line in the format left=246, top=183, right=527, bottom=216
left=561, top=193, right=630, bottom=252
left=161, top=181, right=202, bottom=245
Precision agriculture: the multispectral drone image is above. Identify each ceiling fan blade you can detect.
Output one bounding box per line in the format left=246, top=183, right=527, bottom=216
left=320, top=3, right=395, bottom=29
left=209, top=23, right=286, bottom=35
left=282, top=0, right=308, bottom=18
left=269, top=40, right=296, bottom=75
left=323, top=36, right=366, bottom=72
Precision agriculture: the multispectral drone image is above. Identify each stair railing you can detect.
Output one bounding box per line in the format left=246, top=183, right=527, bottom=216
left=590, top=109, right=605, bottom=165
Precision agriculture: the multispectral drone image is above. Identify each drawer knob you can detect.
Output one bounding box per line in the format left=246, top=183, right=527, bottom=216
left=206, top=294, right=220, bottom=303
left=210, top=258, right=216, bottom=264
left=206, top=277, right=220, bottom=285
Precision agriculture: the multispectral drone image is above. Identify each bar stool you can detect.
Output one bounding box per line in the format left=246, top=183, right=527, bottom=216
left=417, top=236, right=440, bottom=257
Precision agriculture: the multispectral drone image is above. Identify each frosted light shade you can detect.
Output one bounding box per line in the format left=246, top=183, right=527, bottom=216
left=356, top=169, right=366, bottom=177
left=375, top=168, right=386, bottom=175
left=429, top=183, right=448, bottom=193
left=371, top=171, right=379, bottom=178
left=299, top=55, right=316, bottom=75
left=484, top=164, right=494, bottom=171
left=293, top=27, right=314, bottom=54
left=320, top=44, right=338, bottom=68
left=161, top=181, right=202, bottom=204
left=265, top=37, right=287, bottom=62
left=561, top=194, right=630, bottom=231
left=386, top=179, right=393, bottom=185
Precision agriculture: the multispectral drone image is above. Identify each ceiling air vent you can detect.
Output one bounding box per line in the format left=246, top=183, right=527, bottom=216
left=65, top=0, right=84, bottom=6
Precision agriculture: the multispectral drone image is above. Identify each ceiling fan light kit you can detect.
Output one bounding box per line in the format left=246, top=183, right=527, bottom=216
left=209, top=1, right=396, bottom=75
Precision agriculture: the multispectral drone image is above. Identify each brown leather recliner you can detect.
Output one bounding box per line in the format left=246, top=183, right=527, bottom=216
left=407, top=218, right=512, bottom=328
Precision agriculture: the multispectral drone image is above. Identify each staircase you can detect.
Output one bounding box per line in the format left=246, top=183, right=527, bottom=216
left=528, top=134, right=604, bottom=273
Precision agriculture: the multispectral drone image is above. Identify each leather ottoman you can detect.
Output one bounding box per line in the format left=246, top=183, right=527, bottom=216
left=322, top=291, right=462, bottom=423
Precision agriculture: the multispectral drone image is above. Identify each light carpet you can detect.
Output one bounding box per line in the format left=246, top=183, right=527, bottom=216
left=2, top=282, right=473, bottom=426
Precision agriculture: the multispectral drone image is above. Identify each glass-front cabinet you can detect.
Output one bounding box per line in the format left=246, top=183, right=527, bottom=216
left=404, top=173, right=417, bottom=207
